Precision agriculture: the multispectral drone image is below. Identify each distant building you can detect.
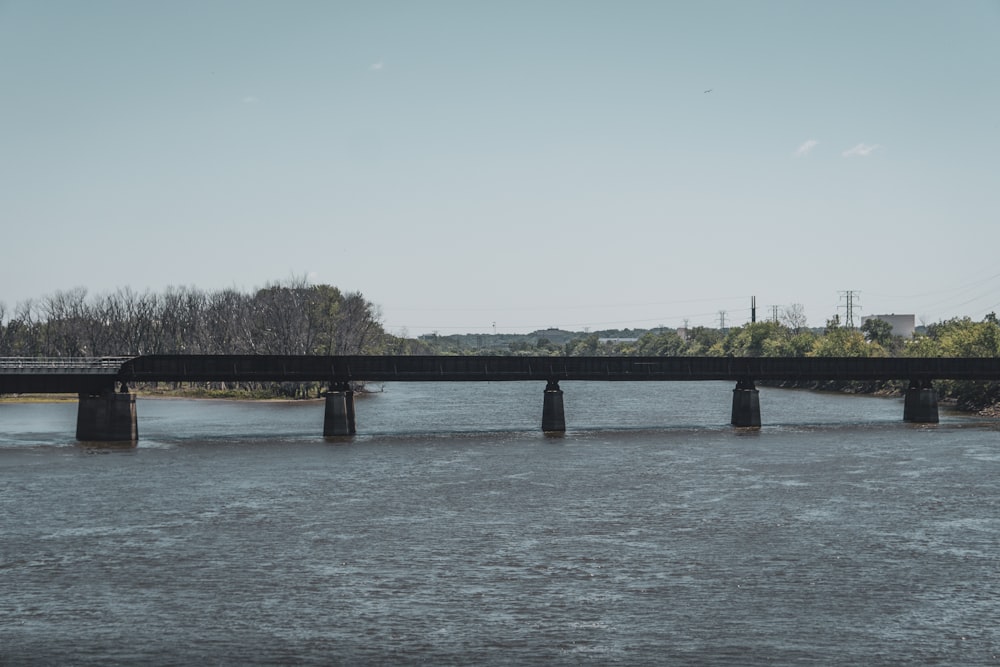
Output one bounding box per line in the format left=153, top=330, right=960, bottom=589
left=862, top=314, right=915, bottom=339
left=598, top=337, right=639, bottom=345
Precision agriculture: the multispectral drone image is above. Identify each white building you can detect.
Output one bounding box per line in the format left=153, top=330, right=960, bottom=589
left=862, top=314, right=916, bottom=339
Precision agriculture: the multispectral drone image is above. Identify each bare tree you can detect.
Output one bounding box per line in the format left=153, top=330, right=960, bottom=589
left=0, top=280, right=387, bottom=359
left=0, top=301, right=9, bottom=355
left=11, top=300, right=41, bottom=356
left=252, top=277, right=318, bottom=354
left=155, top=286, right=207, bottom=353
left=40, top=288, right=89, bottom=356
left=781, top=304, right=808, bottom=334
left=202, top=288, right=253, bottom=353
left=333, top=291, right=383, bottom=354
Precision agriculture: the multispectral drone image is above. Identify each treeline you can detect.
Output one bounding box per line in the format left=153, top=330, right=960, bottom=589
left=423, top=314, right=1000, bottom=412
left=4, top=283, right=1000, bottom=410
left=563, top=314, right=1000, bottom=364
left=0, top=278, right=425, bottom=358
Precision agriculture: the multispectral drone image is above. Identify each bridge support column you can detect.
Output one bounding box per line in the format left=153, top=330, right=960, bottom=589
left=324, top=383, right=356, bottom=437
left=542, top=380, right=566, bottom=432
left=731, top=378, right=761, bottom=428
left=903, top=379, right=939, bottom=423
left=76, top=385, right=138, bottom=443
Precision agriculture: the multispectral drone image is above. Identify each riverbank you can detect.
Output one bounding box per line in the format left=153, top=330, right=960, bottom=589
left=0, top=385, right=375, bottom=403
left=0, top=394, right=77, bottom=403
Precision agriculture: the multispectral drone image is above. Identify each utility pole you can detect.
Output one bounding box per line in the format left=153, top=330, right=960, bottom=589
left=718, top=310, right=727, bottom=333
left=839, top=290, right=861, bottom=328
left=771, top=305, right=780, bottom=323
left=751, top=296, right=756, bottom=323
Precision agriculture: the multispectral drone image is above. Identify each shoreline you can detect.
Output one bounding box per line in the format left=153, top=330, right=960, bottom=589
left=3, top=388, right=996, bottom=416
left=0, top=394, right=78, bottom=404
left=0, top=393, right=326, bottom=404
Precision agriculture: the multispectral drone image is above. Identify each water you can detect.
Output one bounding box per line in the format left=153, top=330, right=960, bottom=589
left=2, top=382, right=999, bottom=665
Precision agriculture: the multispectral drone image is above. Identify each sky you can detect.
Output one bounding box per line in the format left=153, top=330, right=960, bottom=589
left=1, top=1, right=999, bottom=336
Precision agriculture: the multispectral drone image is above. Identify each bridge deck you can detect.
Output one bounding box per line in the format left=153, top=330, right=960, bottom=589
left=2, top=355, right=1000, bottom=394
left=121, top=355, right=1000, bottom=384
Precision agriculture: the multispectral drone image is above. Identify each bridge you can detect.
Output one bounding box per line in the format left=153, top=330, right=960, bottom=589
left=3, top=355, right=999, bottom=442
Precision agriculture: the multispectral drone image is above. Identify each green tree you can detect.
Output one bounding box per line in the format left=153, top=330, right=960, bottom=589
left=902, top=333, right=940, bottom=357
left=723, top=321, right=788, bottom=357
left=566, top=334, right=601, bottom=356
left=911, top=316, right=1000, bottom=409
left=810, top=327, right=884, bottom=357
left=861, top=318, right=894, bottom=347
left=682, top=326, right=723, bottom=356
left=789, top=331, right=818, bottom=356
left=635, top=330, right=685, bottom=356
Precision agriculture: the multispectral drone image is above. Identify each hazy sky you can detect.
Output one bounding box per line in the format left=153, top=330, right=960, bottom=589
left=2, top=1, right=998, bottom=335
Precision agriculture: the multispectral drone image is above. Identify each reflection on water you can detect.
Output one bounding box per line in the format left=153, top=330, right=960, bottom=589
left=2, top=383, right=999, bottom=665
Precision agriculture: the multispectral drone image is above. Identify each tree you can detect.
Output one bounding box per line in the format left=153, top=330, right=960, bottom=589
left=921, top=317, right=1000, bottom=358
left=309, top=284, right=343, bottom=355
left=635, top=330, right=685, bottom=356
left=37, top=288, right=89, bottom=356
left=723, top=321, right=788, bottom=357
left=911, top=316, right=1000, bottom=410
left=331, top=291, right=384, bottom=354
left=861, top=318, right=894, bottom=347
left=0, top=302, right=9, bottom=355
left=153, top=286, right=207, bottom=354
left=781, top=304, right=808, bottom=333
left=810, top=326, right=884, bottom=357
left=682, top=326, right=723, bottom=356
left=789, top=331, right=818, bottom=356
left=566, top=334, right=600, bottom=356
left=10, top=300, right=41, bottom=356
left=253, top=281, right=314, bottom=354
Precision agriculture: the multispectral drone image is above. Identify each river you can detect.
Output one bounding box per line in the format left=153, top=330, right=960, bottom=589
left=2, top=382, right=999, bottom=665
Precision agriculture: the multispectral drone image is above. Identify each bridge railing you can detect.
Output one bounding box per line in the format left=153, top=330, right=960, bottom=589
left=0, top=357, right=131, bottom=373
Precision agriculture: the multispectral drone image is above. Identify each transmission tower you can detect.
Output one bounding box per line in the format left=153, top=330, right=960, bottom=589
left=718, top=310, right=727, bottom=332
left=839, top=290, right=862, bottom=328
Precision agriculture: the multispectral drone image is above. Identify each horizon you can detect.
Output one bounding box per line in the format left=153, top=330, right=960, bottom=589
left=1, top=278, right=988, bottom=341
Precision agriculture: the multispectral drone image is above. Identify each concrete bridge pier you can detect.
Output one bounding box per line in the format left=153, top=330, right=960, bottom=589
left=731, top=378, right=761, bottom=428
left=542, top=380, right=566, bottom=432
left=324, top=383, right=356, bottom=436
left=76, top=384, right=138, bottom=443
left=903, top=379, right=939, bottom=423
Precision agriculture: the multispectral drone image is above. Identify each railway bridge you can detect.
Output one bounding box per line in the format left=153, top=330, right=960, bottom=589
left=3, top=355, right=999, bottom=442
